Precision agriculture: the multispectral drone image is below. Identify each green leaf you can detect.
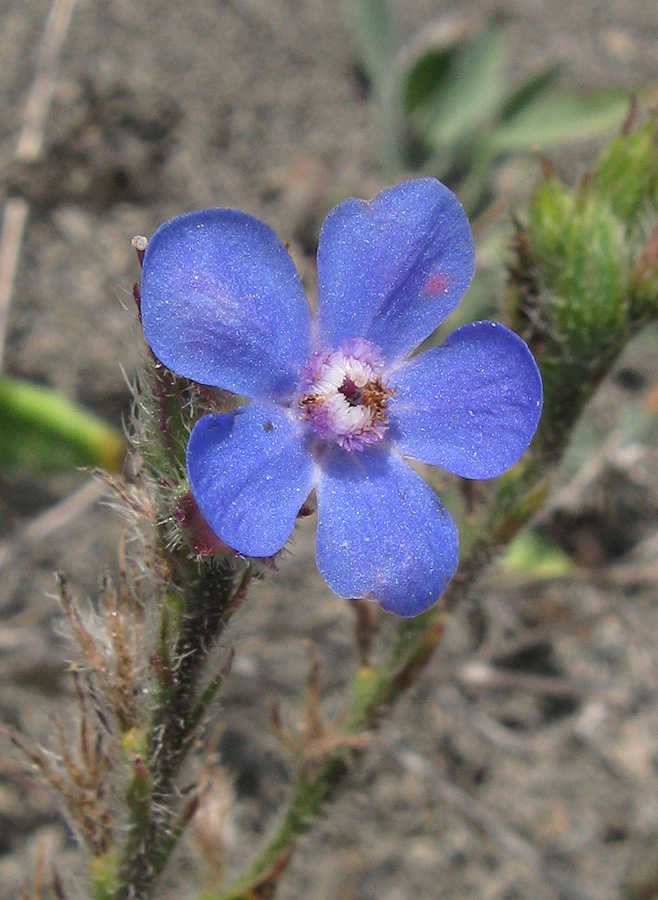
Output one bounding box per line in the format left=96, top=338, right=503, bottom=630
left=501, top=529, right=573, bottom=578
left=498, top=64, right=562, bottom=121
left=0, top=377, right=126, bottom=474
left=344, top=0, right=395, bottom=87
left=422, top=23, right=508, bottom=150
left=403, top=43, right=457, bottom=113
left=491, top=89, right=630, bottom=152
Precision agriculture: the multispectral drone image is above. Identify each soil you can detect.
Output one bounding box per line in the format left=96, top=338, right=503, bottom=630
left=2, top=0, right=658, bottom=898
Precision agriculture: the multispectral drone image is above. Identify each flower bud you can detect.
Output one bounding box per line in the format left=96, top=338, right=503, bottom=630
left=508, top=114, right=658, bottom=458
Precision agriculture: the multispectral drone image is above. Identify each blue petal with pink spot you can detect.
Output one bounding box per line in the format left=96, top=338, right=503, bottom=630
left=140, top=178, right=543, bottom=617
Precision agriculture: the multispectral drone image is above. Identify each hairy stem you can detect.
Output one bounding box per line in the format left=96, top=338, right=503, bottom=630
left=112, top=561, right=251, bottom=900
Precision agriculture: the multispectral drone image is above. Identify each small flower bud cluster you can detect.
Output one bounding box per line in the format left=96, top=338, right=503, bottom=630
left=507, top=113, right=658, bottom=458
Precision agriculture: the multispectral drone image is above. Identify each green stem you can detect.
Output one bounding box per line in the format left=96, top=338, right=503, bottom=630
left=112, top=561, right=251, bottom=900
left=203, top=453, right=553, bottom=900
left=204, top=533, right=519, bottom=900
left=206, top=757, right=348, bottom=900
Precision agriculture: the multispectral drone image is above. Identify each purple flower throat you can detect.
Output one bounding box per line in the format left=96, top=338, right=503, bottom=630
left=298, top=340, right=394, bottom=452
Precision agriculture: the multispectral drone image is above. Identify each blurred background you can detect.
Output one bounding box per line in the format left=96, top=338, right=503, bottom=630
left=2, top=0, right=658, bottom=898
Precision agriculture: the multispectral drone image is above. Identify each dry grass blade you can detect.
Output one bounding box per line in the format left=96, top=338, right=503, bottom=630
left=15, top=0, right=77, bottom=163
left=0, top=197, right=28, bottom=371
left=18, top=837, right=70, bottom=900
left=0, top=478, right=106, bottom=573
left=56, top=574, right=106, bottom=674
left=56, top=572, right=142, bottom=734
left=104, top=574, right=136, bottom=718
left=1, top=724, right=66, bottom=796
left=3, top=701, right=114, bottom=855
left=0, top=0, right=77, bottom=370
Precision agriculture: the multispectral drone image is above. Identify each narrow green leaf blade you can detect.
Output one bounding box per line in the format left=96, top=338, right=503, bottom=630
left=491, top=89, right=630, bottom=152
left=403, top=44, right=456, bottom=113
left=422, top=23, right=508, bottom=149
left=344, top=0, right=395, bottom=86
left=498, top=64, right=562, bottom=121
left=0, top=377, right=126, bottom=474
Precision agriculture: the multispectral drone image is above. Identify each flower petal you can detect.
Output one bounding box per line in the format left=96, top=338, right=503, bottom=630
left=316, top=178, right=474, bottom=363
left=141, top=209, right=311, bottom=401
left=186, top=404, right=315, bottom=557
left=388, top=321, right=543, bottom=479
left=316, top=448, right=458, bottom=616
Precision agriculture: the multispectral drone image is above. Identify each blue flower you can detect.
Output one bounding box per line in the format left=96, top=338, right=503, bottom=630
left=140, top=178, right=542, bottom=616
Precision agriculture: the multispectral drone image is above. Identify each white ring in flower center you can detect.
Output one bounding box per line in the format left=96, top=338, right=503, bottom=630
left=298, top=339, right=394, bottom=451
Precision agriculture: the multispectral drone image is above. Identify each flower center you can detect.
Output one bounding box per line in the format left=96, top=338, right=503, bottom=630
left=298, top=339, right=394, bottom=451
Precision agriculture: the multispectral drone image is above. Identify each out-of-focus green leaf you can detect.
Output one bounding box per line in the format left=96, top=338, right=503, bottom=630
left=501, top=529, right=573, bottom=578
left=498, top=65, right=562, bottom=121
left=491, top=89, right=630, bottom=152
left=0, top=377, right=126, bottom=475
left=403, top=44, right=456, bottom=113
left=344, top=0, right=395, bottom=86
left=422, top=24, right=507, bottom=149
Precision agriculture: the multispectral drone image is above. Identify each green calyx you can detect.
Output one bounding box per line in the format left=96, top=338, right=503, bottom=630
left=508, top=115, right=658, bottom=458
